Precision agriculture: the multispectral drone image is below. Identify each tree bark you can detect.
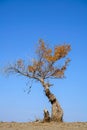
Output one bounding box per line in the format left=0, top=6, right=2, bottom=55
left=39, top=78, right=63, bottom=122
left=44, top=87, right=63, bottom=122
left=43, top=109, right=50, bottom=122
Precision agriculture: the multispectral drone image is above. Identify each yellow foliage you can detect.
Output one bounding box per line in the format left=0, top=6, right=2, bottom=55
left=39, top=39, right=46, bottom=51
left=38, top=40, right=71, bottom=63
left=28, top=66, right=35, bottom=72
left=29, top=40, right=71, bottom=78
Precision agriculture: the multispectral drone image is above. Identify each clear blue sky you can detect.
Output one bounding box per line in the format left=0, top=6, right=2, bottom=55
left=0, top=0, right=87, bottom=122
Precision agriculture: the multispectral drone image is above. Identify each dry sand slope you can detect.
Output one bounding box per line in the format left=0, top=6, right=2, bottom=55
left=0, top=122, right=87, bottom=130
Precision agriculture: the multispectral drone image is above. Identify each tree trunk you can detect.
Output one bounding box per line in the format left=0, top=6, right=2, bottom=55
left=39, top=78, right=63, bottom=122
left=44, top=88, right=63, bottom=122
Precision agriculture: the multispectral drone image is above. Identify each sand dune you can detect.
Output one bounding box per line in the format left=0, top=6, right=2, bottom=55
left=0, top=122, right=87, bottom=130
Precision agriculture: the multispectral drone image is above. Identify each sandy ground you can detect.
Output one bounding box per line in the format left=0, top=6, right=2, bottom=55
left=0, top=122, right=87, bottom=130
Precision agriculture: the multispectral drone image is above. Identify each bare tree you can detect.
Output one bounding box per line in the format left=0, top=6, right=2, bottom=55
left=5, top=39, right=71, bottom=122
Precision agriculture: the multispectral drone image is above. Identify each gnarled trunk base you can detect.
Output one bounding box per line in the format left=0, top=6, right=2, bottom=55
left=44, top=88, right=63, bottom=122
left=52, top=101, right=63, bottom=122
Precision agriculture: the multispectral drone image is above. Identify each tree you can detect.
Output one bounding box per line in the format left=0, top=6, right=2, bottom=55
left=5, top=39, right=71, bottom=122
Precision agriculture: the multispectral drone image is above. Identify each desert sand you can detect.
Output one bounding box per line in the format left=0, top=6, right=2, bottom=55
left=0, top=121, right=87, bottom=130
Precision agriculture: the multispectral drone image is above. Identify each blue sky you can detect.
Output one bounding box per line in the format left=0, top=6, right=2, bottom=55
left=0, top=0, right=87, bottom=122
